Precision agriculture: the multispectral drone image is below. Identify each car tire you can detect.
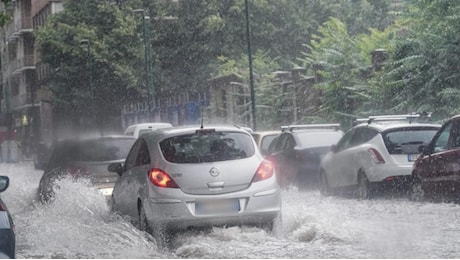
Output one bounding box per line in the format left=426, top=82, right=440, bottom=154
left=409, top=177, right=425, bottom=202
left=138, top=203, right=152, bottom=234
left=319, top=171, right=331, bottom=196
left=357, top=172, right=371, bottom=200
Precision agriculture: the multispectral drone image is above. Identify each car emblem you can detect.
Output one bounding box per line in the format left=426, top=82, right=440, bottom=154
left=209, top=167, right=220, bottom=177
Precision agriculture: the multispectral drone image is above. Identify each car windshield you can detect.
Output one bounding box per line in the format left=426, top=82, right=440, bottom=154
left=382, top=127, right=439, bottom=154
left=74, top=138, right=135, bottom=162
left=296, top=131, right=343, bottom=147
left=159, top=131, right=255, bottom=163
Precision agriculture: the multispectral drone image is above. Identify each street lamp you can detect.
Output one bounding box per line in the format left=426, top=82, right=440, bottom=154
left=134, top=9, right=154, bottom=121
left=244, top=0, right=257, bottom=131
left=80, top=39, right=96, bottom=127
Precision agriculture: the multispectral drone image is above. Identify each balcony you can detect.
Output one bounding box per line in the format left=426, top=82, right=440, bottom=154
left=18, top=17, right=33, bottom=33
left=11, top=55, right=35, bottom=74
left=11, top=94, right=31, bottom=110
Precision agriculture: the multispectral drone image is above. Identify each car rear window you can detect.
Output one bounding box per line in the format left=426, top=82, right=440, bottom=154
left=159, top=131, right=255, bottom=163
left=75, top=138, right=135, bottom=161
left=382, top=127, right=439, bottom=154
left=296, top=131, right=343, bottom=147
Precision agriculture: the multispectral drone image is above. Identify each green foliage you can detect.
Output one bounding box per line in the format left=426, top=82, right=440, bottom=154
left=36, top=0, right=402, bottom=129
left=37, top=0, right=144, bottom=122
left=383, top=0, right=460, bottom=119
left=298, top=18, right=374, bottom=127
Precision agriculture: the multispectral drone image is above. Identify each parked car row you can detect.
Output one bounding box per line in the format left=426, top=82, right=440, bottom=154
left=32, top=114, right=460, bottom=246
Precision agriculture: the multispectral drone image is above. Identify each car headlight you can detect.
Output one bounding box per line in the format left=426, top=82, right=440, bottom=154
left=98, top=187, right=114, bottom=196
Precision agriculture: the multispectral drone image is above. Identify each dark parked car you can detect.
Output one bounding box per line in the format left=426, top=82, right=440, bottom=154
left=266, top=124, right=343, bottom=188
left=0, top=176, right=15, bottom=259
left=411, top=114, right=460, bottom=201
left=38, top=135, right=136, bottom=203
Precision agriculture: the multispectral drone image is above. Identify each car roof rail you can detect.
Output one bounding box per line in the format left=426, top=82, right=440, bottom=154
left=355, top=112, right=432, bottom=125
left=280, top=124, right=341, bottom=132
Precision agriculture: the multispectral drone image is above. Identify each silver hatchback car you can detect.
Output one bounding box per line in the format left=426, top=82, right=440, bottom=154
left=109, top=125, right=281, bottom=238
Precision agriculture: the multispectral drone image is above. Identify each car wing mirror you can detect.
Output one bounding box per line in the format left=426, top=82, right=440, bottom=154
left=330, top=144, right=338, bottom=153
left=0, top=176, right=9, bottom=193
left=107, top=162, right=123, bottom=176
left=418, top=144, right=429, bottom=155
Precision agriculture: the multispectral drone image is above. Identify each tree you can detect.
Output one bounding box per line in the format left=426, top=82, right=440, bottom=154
left=0, top=0, right=11, bottom=27
left=384, top=0, right=460, bottom=119
left=298, top=18, right=373, bottom=127
left=36, top=0, right=144, bottom=130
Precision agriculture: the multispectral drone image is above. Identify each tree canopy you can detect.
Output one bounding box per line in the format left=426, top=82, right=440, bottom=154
left=35, top=0, right=460, bottom=129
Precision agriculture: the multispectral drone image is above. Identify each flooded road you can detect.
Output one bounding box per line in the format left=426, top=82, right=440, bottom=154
left=2, top=162, right=459, bottom=258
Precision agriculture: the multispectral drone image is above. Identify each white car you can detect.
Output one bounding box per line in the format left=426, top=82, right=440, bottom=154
left=109, top=125, right=281, bottom=240
left=319, top=114, right=441, bottom=199
left=124, top=122, right=172, bottom=138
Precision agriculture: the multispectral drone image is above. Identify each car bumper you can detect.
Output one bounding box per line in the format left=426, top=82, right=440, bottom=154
left=143, top=188, right=281, bottom=230
left=368, top=164, right=413, bottom=182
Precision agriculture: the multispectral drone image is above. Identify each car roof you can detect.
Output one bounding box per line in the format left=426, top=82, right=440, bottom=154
left=140, top=125, right=253, bottom=141
left=353, top=121, right=442, bottom=132
left=125, top=122, right=172, bottom=129
left=252, top=130, right=281, bottom=136
left=54, top=134, right=136, bottom=143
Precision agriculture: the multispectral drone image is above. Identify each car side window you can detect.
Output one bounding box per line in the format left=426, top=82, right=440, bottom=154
left=336, top=129, right=355, bottom=151
left=433, top=122, right=452, bottom=153
left=450, top=121, right=460, bottom=148
left=134, top=140, right=151, bottom=166
left=271, top=134, right=288, bottom=152
left=125, top=140, right=142, bottom=171
left=283, top=134, right=296, bottom=151
left=267, top=136, right=280, bottom=153
left=350, top=127, right=378, bottom=147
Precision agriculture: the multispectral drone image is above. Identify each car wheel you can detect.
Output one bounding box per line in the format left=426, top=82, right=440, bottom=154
left=409, top=177, right=425, bottom=202
left=357, top=172, right=371, bottom=200
left=319, top=171, right=331, bottom=196
left=138, top=203, right=152, bottom=234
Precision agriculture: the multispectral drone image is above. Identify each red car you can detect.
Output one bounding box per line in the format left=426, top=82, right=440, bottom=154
left=411, top=114, right=460, bottom=201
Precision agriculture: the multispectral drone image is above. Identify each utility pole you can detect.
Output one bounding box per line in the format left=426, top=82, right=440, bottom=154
left=245, top=0, right=256, bottom=131
left=80, top=39, right=99, bottom=134
left=134, top=9, right=154, bottom=121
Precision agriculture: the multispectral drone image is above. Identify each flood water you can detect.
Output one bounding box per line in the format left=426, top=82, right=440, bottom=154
left=2, top=162, right=459, bottom=258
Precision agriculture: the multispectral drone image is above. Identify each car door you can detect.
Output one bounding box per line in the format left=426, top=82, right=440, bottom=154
left=324, top=128, right=357, bottom=188
left=113, top=139, right=142, bottom=219
left=417, top=120, right=459, bottom=182
left=267, top=133, right=296, bottom=186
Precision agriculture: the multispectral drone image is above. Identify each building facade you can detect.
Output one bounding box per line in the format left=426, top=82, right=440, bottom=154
left=0, top=0, right=63, bottom=157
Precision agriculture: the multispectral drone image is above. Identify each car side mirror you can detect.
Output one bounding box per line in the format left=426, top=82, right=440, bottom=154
left=0, top=176, right=9, bottom=193
left=107, top=162, right=123, bottom=176
left=330, top=144, right=338, bottom=153
left=418, top=145, right=429, bottom=155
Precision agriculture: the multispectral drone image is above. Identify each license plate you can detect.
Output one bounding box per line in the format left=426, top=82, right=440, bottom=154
left=195, top=199, right=240, bottom=215
left=408, top=154, right=419, bottom=162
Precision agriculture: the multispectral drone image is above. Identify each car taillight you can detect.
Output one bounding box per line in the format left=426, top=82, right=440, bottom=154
left=368, top=148, right=385, bottom=164
left=252, top=160, right=274, bottom=182
left=148, top=168, right=179, bottom=188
